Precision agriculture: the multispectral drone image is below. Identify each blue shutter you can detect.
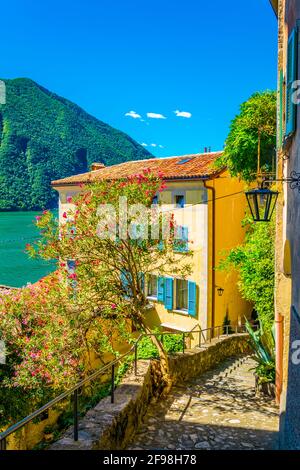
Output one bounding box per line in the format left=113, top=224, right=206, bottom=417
left=188, top=281, right=197, bottom=317
left=286, top=27, right=298, bottom=136
left=121, top=270, right=131, bottom=298
left=152, top=195, right=159, bottom=205
left=279, top=69, right=284, bottom=147
left=182, top=226, right=188, bottom=252
left=158, top=240, right=164, bottom=251
left=139, top=272, right=145, bottom=292
left=164, top=277, right=174, bottom=310
left=157, top=276, right=165, bottom=302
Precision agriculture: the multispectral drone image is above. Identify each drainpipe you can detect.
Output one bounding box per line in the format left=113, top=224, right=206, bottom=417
left=204, top=180, right=216, bottom=331
left=275, top=311, right=283, bottom=404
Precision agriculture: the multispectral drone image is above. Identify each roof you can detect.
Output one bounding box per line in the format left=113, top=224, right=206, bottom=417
left=52, top=151, right=224, bottom=187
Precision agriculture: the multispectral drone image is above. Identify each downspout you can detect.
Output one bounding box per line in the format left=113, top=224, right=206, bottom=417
left=275, top=312, right=283, bottom=404
left=204, top=180, right=216, bottom=331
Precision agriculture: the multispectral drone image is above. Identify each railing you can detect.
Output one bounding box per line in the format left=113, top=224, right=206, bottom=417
left=0, top=322, right=253, bottom=450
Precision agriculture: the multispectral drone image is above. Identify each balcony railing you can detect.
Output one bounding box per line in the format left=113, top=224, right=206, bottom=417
left=0, top=322, right=254, bottom=450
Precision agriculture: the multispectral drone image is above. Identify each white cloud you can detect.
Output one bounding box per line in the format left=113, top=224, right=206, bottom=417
left=141, top=142, right=165, bottom=149
left=147, top=112, right=167, bottom=119
left=174, top=110, right=192, bottom=118
left=125, top=110, right=142, bottom=119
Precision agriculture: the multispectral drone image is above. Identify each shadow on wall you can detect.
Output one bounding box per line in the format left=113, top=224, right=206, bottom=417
left=279, top=306, right=300, bottom=450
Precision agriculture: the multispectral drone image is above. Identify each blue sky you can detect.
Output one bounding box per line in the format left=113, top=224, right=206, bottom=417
left=0, top=0, right=277, bottom=157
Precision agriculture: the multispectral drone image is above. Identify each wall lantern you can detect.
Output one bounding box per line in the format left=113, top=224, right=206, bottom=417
left=245, top=187, right=279, bottom=222
left=245, top=171, right=300, bottom=223
left=216, top=286, right=224, bottom=297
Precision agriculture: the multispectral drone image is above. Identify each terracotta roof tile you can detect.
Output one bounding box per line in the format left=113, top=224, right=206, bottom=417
left=52, top=151, right=224, bottom=186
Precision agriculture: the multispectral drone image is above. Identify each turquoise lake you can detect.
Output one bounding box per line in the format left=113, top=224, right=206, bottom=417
left=0, top=212, right=55, bottom=288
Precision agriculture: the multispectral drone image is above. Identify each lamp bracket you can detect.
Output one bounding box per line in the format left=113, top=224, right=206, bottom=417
left=262, top=171, right=300, bottom=193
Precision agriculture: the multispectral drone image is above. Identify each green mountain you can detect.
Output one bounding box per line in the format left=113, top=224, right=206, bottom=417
left=0, top=78, right=151, bottom=210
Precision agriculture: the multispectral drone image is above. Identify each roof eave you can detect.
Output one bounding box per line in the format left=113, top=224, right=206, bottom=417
left=269, top=0, right=278, bottom=17
left=51, top=170, right=226, bottom=189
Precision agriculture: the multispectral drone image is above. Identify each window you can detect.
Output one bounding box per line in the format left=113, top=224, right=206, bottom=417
left=147, top=274, right=158, bottom=298
left=175, top=195, right=185, bottom=208
left=173, top=226, right=188, bottom=252
left=159, top=277, right=197, bottom=316
left=176, top=279, right=188, bottom=312
left=176, top=158, right=193, bottom=165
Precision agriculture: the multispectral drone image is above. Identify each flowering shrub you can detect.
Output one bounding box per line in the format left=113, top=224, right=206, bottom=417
left=0, top=273, right=129, bottom=395
left=0, top=170, right=191, bottom=416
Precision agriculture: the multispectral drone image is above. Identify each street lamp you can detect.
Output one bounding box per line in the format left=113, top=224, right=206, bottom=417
left=245, top=187, right=278, bottom=222
left=245, top=171, right=300, bottom=223
left=215, top=286, right=224, bottom=297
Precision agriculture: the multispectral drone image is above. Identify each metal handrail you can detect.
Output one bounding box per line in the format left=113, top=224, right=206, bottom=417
left=0, top=322, right=252, bottom=449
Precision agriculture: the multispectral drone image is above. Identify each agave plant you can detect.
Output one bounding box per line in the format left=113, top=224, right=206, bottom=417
left=244, top=318, right=275, bottom=384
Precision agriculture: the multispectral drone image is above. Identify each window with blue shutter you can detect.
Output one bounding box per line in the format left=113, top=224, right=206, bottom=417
left=157, top=276, right=165, bottom=302
left=175, top=195, right=185, bottom=208
left=164, top=277, right=174, bottom=310
left=158, top=240, right=165, bottom=251
left=174, top=226, right=188, bottom=252
left=152, top=195, right=159, bottom=205
left=147, top=274, right=158, bottom=298
left=286, top=27, right=298, bottom=136
left=188, top=281, right=197, bottom=317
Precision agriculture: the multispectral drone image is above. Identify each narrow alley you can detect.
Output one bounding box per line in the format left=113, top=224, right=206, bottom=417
left=128, top=356, right=279, bottom=450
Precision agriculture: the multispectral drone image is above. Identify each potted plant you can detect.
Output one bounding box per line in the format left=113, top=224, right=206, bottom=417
left=244, top=319, right=276, bottom=398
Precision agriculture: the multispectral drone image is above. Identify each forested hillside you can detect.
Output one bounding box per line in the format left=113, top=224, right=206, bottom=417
left=0, top=78, right=151, bottom=210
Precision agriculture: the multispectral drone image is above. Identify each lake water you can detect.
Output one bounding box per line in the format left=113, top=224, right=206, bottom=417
left=0, top=212, right=55, bottom=288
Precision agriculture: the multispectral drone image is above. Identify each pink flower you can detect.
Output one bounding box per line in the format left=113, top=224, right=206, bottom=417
left=62, top=212, right=67, bottom=219
left=35, top=216, right=41, bottom=221
left=67, top=196, right=72, bottom=203
left=111, top=303, right=117, bottom=310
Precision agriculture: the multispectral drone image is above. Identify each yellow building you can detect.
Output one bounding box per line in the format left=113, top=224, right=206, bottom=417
left=52, top=151, right=251, bottom=340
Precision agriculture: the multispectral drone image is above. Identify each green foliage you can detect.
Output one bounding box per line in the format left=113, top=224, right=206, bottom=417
left=216, top=91, right=276, bottom=181
left=32, top=356, right=132, bottom=449
left=244, top=319, right=275, bottom=384
left=0, top=78, right=151, bottom=211
left=0, top=173, right=191, bottom=428
left=219, top=216, right=275, bottom=331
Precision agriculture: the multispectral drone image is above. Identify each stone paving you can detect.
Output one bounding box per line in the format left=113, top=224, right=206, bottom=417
left=127, top=355, right=279, bottom=450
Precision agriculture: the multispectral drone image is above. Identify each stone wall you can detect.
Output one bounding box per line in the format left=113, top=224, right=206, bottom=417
left=50, top=334, right=250, bottom=450
left=168, top=334, right=250, bottom=385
